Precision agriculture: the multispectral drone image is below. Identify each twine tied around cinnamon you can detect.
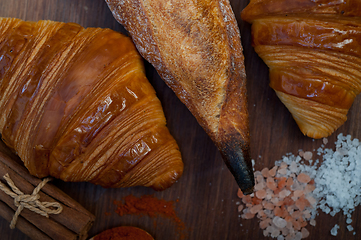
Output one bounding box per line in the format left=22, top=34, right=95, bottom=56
left=0, top=173, right=63, bottom=229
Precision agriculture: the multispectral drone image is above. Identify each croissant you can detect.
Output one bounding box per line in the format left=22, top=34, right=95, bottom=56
left=0, top=17, right=184, bottom=190
left=105, top=0, right=255, bottom=194
left=241, top=0, right=361, bottom=139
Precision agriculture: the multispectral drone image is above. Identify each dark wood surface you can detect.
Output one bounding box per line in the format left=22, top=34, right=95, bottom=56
left=0, top=0, right=360, bottom=239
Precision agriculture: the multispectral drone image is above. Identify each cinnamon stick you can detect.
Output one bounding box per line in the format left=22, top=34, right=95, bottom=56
left=0, top=140, right=95, bottom=240
left=0, top=200, right=51, bottom=240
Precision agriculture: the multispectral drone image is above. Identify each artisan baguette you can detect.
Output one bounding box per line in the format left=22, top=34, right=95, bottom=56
left=0, top=17, right=183, bottom=190
left=106, top=0, right=254, bottom=193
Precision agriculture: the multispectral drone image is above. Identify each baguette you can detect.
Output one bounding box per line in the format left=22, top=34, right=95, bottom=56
left=106, top=0, right=254, bottom=193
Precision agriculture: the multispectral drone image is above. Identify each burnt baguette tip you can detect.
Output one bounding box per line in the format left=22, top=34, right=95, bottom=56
left=219, top=141, right=254, bottom=195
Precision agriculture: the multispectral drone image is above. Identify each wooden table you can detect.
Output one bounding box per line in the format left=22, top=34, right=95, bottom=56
left=0, top=0, right=360, bottom=239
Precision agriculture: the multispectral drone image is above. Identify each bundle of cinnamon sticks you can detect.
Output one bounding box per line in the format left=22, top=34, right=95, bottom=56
left=0, top=140, right=95, bottom=240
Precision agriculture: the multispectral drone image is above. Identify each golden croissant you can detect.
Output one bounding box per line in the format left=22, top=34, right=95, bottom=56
left=0, top=17, right=183, bottom=190
left=105, top=0, right=255, bottom=194
left=242, top=0, right=361, bottom=139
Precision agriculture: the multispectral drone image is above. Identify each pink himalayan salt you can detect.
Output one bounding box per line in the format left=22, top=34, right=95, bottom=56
left=263, top=201, right=275, bottom=210
left=269, top=166, right=278, bottom=177
left=309, top=219, right=316, bottom=226
left=279, top=189, right=291, bottom=199
left=303, top=151, right=313, bottom=161
left=303, top=210, right=311, bottom=219
left=295, top=197, right=310, bottom=211
left=257, top=210, right=267, bottom=219
left=250, top=204, right=263, bottom=214
left=278, top=168, right=288, bottom=175
left=297, top=173, right=311, bottom=183
left=261, top=168, right=270, bottom=178
left=304, top=184, right=316, bottom=193
left=266, top=181, right=278, bottom=191
left=301, top=228, right=310, bottom=238
left=256, top=189, right=267, bottom=199
left=286, top=177, right=294, bottom=187
left=242, top=212, right=255, bottom=219
left=260, top=218, right=271, bottom=229
left=277, top=177, right=287, bottom=189
left=280, top=162, right=288, bottom=169
left=293, top=189, right=304, bottom=199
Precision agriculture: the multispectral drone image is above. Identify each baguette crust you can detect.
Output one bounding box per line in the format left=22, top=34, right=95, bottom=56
left=106, top=0, right=254, bottom=193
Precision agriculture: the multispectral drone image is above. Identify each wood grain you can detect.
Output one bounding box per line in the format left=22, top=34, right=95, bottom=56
left=0, top=0, right=360, bottom=239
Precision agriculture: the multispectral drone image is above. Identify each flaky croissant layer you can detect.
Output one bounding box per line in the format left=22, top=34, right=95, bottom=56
left=0, top=17, right=183, bottom=190
left=242, top=0, right=361, bottom=139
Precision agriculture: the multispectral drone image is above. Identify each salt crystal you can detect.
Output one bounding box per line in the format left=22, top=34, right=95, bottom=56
left=261, top=168, right=270, bottom=178
left=303, top=151, right=313, bottom=161
left=289, top=161, right=298, bottom=173
left=256, top=189, right=267, bottom=199
left=267, top=181, right=278, bottom=191
left=291, top=180, right=302, bottom=191
left=299, top=151, right=304, bottom=157
left=285, top=233, right=295, bottom=240
left=250, top=204, right=263, bottom=214
left=260, top=219, right=270, bottom=229
left=254, top=171, right=262, bottom=177
left=278, top=168, right=288, bottom=175
left=273, top=216, right=288, bottom=228
left=297, top=173, right=311, bottom=183
left=347, top=225, right=354, bottom=231
left=280, top=162, right=288, bottom=169
left=286, top=178, right=294, bottom=187
left=330, top=224, right=339, bottom=236
left=305, top=195, right=317, bottom=207
left=254, top=182, right=265, bottom=191
left=271, top=197, right=280, bottom=205
left=293, top=189, right=304, bottom=199
left=271, top=228, right=281, bottom=238
left=304, top=184, right=315, bottom=193
left=257, top=210, right=267, bottom=219
left=237, top=204, right=244, bottom=212
left=301, top=227, right=310, bottom=238
left=269, top=166, right=278, bottom=177
left=277, top=235, right=285, bottom=240
left=294, top=231, right=303, bottom=240
left=263, top=201, right=275, bottom=210
left=302, top=210, right=311, bottom=219
left=279, top=189, right=291, bottom=199
left=281, top=226, right=289, bottom=236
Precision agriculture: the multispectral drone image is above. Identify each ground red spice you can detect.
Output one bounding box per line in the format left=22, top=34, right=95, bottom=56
left=113, top=195, right=186, bottom=239
left=94, top=226, right=153, bottom=240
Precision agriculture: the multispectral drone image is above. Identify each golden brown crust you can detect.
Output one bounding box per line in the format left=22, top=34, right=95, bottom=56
left=242, top=0, right=361, bottom=138
left=106, top=0, right=254, bottom=193
left=0, top=17, right=183, bottom=190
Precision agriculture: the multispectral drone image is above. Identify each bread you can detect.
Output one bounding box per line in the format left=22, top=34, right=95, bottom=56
left=0, top=17, right=183, bottom=190
left=105, top=0, right=254, bottom=193
left=242, top=0, right=361, bottom=139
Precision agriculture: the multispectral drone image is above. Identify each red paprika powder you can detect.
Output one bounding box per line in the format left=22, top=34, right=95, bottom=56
left=113, top=195, right=186, bottom=239
left=94, top=226, right=153, bottom=240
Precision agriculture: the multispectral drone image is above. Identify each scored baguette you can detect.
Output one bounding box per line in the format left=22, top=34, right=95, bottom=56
left=105, top=0, right=254, bottom=193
